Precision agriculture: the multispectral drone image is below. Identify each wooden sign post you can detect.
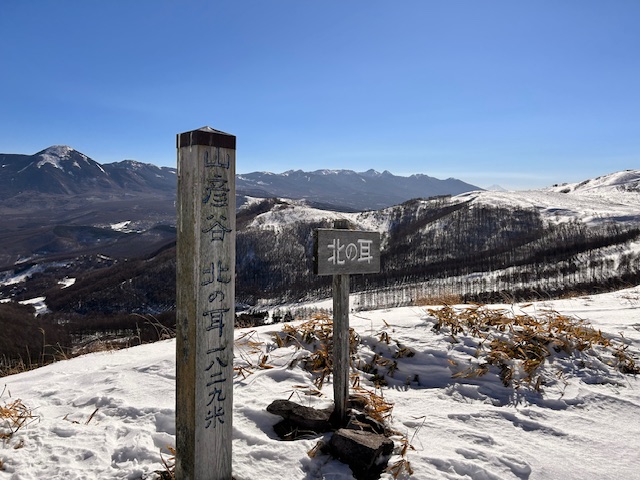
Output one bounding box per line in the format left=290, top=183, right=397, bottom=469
left=176, top=127, right=236, bottom=479
left=314, top=221, right=380, bottom=425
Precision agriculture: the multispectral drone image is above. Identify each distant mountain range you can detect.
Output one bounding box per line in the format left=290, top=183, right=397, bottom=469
left=0, top=146, right=177, bottom=200
left=237, top=169, right=481, bottom=211
left=0, top=146, right=481, bottom=210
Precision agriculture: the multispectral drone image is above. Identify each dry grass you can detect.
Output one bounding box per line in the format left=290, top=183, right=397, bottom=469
left=155, top=446, right=176, bottom=479
left=0, top=387, right=37, bottom=442
left=414, top=292, right=462, bottom=307
left=273, top=314, right=359, bottom=389
left=429, top=305, right=640, bottom=390
left=0, top=356, right=32, bottom=378
left=233, top=330, right=274, bottom=380
left=274, top=314, right=419, bottom=477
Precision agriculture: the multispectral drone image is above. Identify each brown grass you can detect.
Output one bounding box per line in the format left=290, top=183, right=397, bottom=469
left=155, top=446, right=176, bottom=479
left=413, top=292, right=462, bottom=307
left=273, top=314, right=359, bottom=389
left=429, top=305, right=640, bottom=390
left=0, top=387, right=37, bottom=442
left=275, top=314, right=419, bottom=477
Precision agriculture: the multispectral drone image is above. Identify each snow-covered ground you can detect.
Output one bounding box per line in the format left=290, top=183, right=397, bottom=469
left=462, top=170, right=640, bottom=226
left=1, top=286, right=639, bottom=479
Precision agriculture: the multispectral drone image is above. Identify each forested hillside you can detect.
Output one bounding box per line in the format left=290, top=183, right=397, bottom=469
left=33, top=190, right=640, bottom=313
left=235, top=196, right=640, bottom=306
left=2, top=171, right=640, bottom=371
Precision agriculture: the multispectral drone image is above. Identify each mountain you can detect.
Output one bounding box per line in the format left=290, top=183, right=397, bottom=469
left=1, top=146, right=480, bottom=211
left=547, top=169, right=640, bottom=196
left=237, top=169, right=481, bottom=211
left=4, top=169, right=637, bottom=315
left=0, top=146, right=178, bottom=268
left=1, top=147, right=639, bottom=311
left=230, top=171, right=640, bottom=305
left=0, top=146, right=176, bottom=200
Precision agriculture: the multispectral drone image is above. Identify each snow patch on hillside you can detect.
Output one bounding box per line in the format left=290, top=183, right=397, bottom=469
left=35, top=145, right=89, bottom=171
left=110, top=221, right=132, bottom=232
left=242, top=170, right=640, bottom=235
left=58, top=277, right=76, bottom=289
left=18, top=296, right=49, bottom=315
left=458, top=181, right=640, bottom=226
left=244, top=199, right=394, bottom=233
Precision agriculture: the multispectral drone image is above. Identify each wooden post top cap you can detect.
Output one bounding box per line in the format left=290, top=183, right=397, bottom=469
left=177, top=126, right=236, bottom=149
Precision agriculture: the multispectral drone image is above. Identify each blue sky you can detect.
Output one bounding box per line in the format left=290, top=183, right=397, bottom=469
left=1, top=1, right=639, bottom=189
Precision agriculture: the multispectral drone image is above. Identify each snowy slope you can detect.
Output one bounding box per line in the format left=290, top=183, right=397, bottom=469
left=241, top=197, right=393, bottom=234
left=242, top=170, right=640, bottom=234
left=457, top=170, right=640, bottom=226
left=2, top=287, right=639, bottom=479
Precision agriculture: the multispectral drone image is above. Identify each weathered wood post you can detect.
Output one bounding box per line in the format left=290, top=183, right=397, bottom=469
left=176, top=127, right=236, bottom=479
left=331, top=219, right=350, bottom=425
left=314, top=221, right=380, bottom=426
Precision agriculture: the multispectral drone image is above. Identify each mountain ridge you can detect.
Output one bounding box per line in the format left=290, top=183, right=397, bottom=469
left=236, top=168, right=481, bottom=210
left=1, top=145, right=482, bottom=211
left=0, top=146, right=176, bottom=200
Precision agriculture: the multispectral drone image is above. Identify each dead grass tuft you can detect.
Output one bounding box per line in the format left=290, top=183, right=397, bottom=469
left=155, top=446, right=176, bottom=479
left=429, top=305, right=640, bottom=390
left=0, top=387, right=38, bottom=442
left=414, top=292, right=462, bottom=307
left=350, top=386, right=394, bottom=425
left=273, top=314, right=359, bottom=388
left=233, top=330, right=270, bottom=379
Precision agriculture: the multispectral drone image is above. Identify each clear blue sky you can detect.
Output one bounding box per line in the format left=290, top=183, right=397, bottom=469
left=1, top=1, right=639, bottom=190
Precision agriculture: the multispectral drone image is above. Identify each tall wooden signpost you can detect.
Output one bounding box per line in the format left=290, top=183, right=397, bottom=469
left=176, top=127, right=236, bottom=479
left=314, top=220, right=381, bottom=425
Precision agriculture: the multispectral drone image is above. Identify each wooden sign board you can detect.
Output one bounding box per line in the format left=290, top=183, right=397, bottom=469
left=314, top=229, right=381, bottom=276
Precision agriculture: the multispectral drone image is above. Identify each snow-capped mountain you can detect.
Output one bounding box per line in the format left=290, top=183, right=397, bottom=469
left=0, top=146, right=176, bottom=199
left=2, top=146, right=479, bottom=211
left=237, top=169, right=481, bottom=211
left=455, top=170, right=640, bottom=226
left=547, top=170, right=640, bottom=197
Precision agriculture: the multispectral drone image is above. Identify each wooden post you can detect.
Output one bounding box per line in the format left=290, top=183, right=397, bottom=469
left=176, top=126, right=236, bottom=480
left=332, top=272, right=350, bottom=425
left=332, top=219, right=351, bottom=427
left=313, top=221, right=381, bottom=427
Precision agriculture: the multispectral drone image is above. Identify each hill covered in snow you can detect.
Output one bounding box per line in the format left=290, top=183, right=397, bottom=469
left=1, top=287, right=639, bottom=479
left=458, top=169, right=640, bottom=226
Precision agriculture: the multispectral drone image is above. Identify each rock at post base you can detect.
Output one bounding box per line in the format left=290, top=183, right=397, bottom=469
left=267, top=399, right=334, bottom=439
left=328, top=428, right=394, bottom=479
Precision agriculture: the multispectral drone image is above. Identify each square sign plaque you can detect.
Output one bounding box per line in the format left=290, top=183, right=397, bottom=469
left=314, top=228, right=381, bottom=276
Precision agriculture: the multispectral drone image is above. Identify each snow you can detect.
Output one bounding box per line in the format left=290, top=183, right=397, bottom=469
left=243, top=198, right=394, bottom=234
left=241, top=169, right=640, bottom=238
left=0, top=263, right=69, bottom=288
left=111, top=221, right=132, bottom=232
left=457, top=185, right=640, bottom=226
left=2, top=287, right=639, bottom=479
left=17, top=297, right=49, bottom=315
left=58, top=277, right=76, bottom=289
left=35, top=146, right=84, bottom=170
left=0, top=265, right=45, bottom=287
